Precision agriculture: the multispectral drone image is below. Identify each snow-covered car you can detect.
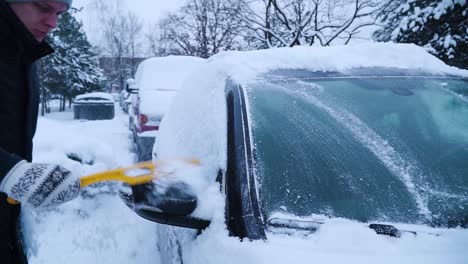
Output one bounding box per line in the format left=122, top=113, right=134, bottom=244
left=122, top=43, right=468, bottom=264
left=127, top=56, right=205, bottom=161
left=72, top=92, right=115, bottom=120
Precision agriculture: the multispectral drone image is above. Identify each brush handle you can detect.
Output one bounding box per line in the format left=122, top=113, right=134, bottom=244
left=80, top=161, right=155, bottom=187
left=7, top=197, right=19, bottom=205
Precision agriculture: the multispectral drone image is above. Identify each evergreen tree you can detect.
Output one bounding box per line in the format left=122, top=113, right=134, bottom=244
left=42, top=9, right=106, bottom=111
left=374, top=0, right=467, bottom=69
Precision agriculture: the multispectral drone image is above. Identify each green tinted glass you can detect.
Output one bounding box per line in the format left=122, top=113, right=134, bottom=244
left=248, top=77, right=468, bottom=227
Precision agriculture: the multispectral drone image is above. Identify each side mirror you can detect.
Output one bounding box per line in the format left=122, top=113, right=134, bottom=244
left=125, top=78, right=139, bottom=94
left=120, top=182, right=211, bottom=230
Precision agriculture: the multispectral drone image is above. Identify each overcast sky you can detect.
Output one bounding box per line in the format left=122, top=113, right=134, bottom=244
left=73, top=0, right=184, bottom=47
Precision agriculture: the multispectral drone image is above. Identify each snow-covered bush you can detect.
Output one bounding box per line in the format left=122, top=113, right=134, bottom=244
left=375, top=0, right=467, bottom=68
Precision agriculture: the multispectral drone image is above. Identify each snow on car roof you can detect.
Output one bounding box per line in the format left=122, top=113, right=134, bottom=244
left=207, top=42, right=468, bottom=84
left=75, top=92, right=114, bottom=102
left=135, top=55, right=205, bottom=92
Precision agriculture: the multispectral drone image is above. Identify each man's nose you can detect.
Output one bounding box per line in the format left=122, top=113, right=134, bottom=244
left=44, top=14, right=59, bottom=29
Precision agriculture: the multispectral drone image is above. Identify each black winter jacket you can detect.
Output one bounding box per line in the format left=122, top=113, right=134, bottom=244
left=0, top=1, right=54, bottom=263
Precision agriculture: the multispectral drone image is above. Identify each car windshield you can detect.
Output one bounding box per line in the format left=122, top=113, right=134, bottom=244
left=247, top=71, right=468, bottom=228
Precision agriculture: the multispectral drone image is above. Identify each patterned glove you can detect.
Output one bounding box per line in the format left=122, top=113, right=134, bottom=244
left=0, top=160, right=81, bottom=208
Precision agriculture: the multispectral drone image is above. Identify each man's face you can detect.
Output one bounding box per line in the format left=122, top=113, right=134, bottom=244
left=9, top=1, right=68, bottom=42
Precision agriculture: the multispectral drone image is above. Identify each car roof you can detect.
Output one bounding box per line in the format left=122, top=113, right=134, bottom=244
left=135, top=55, right=206, bottom=92
left=206, top=43, right=468, bottom=85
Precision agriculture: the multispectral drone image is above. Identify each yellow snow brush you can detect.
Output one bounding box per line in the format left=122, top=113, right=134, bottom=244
left=7, top=159, right=200, bottom=205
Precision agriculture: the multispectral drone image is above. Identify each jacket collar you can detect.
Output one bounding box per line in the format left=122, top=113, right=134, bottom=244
left=0, top=0, right=54, bottom=63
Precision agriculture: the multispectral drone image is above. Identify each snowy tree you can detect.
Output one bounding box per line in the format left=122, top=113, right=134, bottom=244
left=102, top=10, right=143, bottom=88
left=157, top=0, right=243, bottom=58
left=145, top=22, right=183, bottom=56
left=127, top=13, right=144, bottom=76
left=375, top=0, right=467, bottom=68
left=372, top=0, right=405, bottom=41
left=41, top=10, right=106, bottom=113
left=233, top=0, right=386, bottom=49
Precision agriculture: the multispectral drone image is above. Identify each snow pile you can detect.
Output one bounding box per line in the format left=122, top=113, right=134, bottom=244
left=183, top=218, right=468, bottom=264
left=149, top=160, right=225, bottom=220
left=154, top=63, right=228, bottom=222
left=134, top=56, right=205, bottom=118
left=135, top=56, right=205, bottom=92
left=139, top=90, right=176, bottom=120
left=74, top=92, right=115, bottom=103
left=155, top=65, right=228, bottom=184
left=22, top=196, right=159, bottom=264
left=31, top=116, right=131, bottom=171
left=208, top=42, right=468, bottom=84
left=22, top=108, right=161, bottom=264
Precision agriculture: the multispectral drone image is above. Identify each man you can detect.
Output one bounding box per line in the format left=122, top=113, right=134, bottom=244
left=0, top=0, right=81, bottom=263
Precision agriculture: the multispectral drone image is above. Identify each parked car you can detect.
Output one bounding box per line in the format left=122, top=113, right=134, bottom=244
left=122, top=43, right=468, bottom=264
left=127, top=56, right=205, bottom=161
left=73, top=92, right=115, bottom=120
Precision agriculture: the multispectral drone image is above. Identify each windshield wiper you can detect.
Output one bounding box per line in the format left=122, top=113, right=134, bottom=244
left=369, top=224, right=407, bottom=237
left=267, top=218, right=324, bottom=232
left=368, top=223, right=443, bottom=238
left=268, top=218, right=440, bottom=238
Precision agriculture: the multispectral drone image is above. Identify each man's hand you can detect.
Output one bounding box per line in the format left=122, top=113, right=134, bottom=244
left=0, top=161, right=80, bottom=207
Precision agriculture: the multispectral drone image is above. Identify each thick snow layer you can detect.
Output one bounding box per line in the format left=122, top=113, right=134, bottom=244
left=181, top=218, right=468, bottom=264
left=155, top=65, right=228, bottom=183
left=139, top=90, right=176, bottom=119
left=134, top=56, right=205, bottom=117
left=75, top=92, right=115, bottom=102
left=154, top=64, right=228, bottom=219
left=22, top=107, right=160, bottom=264
left=208, top=43, right=468, bottom=84
left=135, top=56, right=205, bottom=92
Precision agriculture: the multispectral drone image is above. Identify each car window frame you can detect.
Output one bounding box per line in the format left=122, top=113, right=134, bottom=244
left=225, top=79, right=266, bottom=240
